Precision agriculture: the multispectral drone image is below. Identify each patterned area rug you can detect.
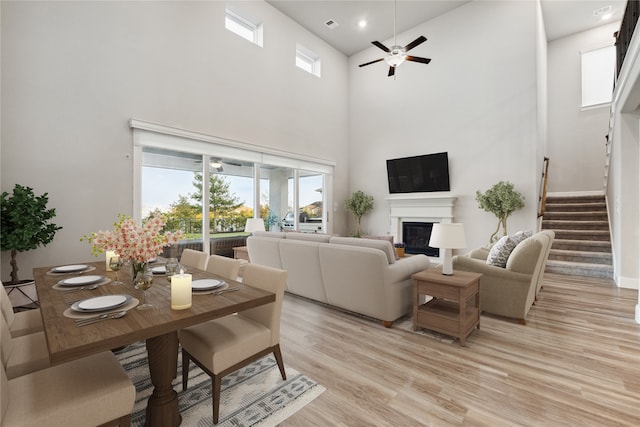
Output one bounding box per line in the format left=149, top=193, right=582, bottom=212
left=394, top=316, right=456, bottom=344
left=115, top=342, right=325, bottom=426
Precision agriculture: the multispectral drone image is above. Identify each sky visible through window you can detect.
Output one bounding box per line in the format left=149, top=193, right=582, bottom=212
left=142, top=168, right=321, bottom=218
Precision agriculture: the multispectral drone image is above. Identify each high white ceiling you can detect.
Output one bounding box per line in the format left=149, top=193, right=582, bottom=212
left=266, top=0, right=627, bottom=56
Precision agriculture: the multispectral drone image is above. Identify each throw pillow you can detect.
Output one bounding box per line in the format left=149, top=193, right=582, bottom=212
left=511, top=230, right=533, bottom=246
left=486, top=235, right=517, bottom=268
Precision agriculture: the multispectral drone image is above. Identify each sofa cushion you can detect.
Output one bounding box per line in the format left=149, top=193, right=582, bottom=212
left=252, top=231, right=286, bottom=238
left=362, top=235, right=399, bottom=259
left=285, top=232, right=332, bottom=243
left=486, top=235, right=517, bottom=268
left=506, top=237, right=542, bottom=274
left=329, top=236, right=396, bottom=264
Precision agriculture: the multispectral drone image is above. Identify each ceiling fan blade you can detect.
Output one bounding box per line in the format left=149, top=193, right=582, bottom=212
left=359, top=58, right=385, bottom=67
left=388, top=66, right=395, bottom=77
left=406, top=56, right=431, bottom=64
left=372, top=41, right=391, bottom=53
left=404, top=36, right=427, bottom=52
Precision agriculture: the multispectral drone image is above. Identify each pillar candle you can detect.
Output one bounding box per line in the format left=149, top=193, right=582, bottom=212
left=105, top=250, right=117, bottom=271
left=171, top=272, right=192, bottom=310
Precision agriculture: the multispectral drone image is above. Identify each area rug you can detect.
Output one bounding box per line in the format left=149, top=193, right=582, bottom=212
left=115, top=342, right=325, bottom=426
left=394, top=316, right=456, bottom=344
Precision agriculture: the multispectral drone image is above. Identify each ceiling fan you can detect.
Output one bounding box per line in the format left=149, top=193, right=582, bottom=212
left=359, top=0, right=431, bottom=77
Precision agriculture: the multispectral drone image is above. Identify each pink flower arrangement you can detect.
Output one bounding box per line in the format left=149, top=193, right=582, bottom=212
left=82, top=214, right=184, bottom=263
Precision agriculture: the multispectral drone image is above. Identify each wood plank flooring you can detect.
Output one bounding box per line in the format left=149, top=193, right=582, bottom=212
left=278, top=273, right=640, bottom=426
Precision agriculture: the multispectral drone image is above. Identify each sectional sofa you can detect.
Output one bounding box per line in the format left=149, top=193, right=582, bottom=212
left=246, top=231, right=430, bottom=327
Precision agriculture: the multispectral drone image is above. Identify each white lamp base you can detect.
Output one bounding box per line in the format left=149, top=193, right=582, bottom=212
left=441, top=248, right=453, bottom=275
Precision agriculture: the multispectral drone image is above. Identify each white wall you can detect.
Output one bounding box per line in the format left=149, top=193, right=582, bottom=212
left=0, top=0, right=349, bottom=281
left=348, top=0, right=540, bottom=251
left=547, top=22, right=619, bottom=192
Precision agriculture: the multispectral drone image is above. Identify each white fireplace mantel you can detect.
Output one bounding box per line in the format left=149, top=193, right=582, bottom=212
left=387, top=195, right=457, bottom=262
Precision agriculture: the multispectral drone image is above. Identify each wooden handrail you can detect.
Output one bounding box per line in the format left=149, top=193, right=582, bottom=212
left=538, top=157, right=550, bottom=218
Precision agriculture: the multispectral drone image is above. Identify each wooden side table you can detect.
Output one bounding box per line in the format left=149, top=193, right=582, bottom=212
left=412, top=268, right=482, bottom=346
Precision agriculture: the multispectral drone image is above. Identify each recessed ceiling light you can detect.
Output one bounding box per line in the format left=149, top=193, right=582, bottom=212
left=358, top=19, right=367, bottom=29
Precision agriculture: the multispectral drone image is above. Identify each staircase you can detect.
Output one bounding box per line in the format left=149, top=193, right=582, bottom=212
left=542, top=194, right=613, bottom=279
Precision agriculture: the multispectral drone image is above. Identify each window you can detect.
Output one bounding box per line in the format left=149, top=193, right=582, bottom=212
left=581, top=45, right=615, bottom=109
left=296, top=44, right=321, bottom=77
left=132, top=120, right=335, bottom=245
left=225, top=9, right=263, bottom=47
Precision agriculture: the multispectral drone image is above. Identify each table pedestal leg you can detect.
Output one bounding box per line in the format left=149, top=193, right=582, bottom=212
left=144, top=331, right=182, bottom=427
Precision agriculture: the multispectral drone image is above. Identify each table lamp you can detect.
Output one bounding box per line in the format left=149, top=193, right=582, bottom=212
left=245, top=217, right=266, bottom=234
left=429, top=223, right=467, bottom=276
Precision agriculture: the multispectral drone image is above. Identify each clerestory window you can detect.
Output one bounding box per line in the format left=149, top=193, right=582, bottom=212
left=225, top=9, right=263, bottom=47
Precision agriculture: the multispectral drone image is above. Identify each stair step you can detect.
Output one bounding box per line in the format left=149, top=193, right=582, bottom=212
left=551, top=229, right=610, bottom=241
left=552, top=239, right=611, bottom=253
left=545, top=260, right=613, bottom=279
left=543, top=211, right=608, bottom=220
left=545, top=195, right=605, bottom=204
left=542, top=220, right=609, bottom=231
left=548, top=249, right=612, bottom=265
left=544, top=202, right=606, bottom=212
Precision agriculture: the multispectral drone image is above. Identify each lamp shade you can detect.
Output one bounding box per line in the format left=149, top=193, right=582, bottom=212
left=429, top=223, right=467, bottom=275
left=245, top=218, right=266, bottom=233
left=429, top=223, right=467, bottom=249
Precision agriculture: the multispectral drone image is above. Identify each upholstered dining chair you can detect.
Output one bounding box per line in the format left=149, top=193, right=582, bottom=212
left=205, top=254, right=242, bottom=281
left=1, top=310, right=49, bottom=379
left=1, top=285, right=43, bottom=338
left=179, top=248, right=209, bottom=271
left=1, top=350, right=135, bottom=427
left=178, top=264, right=288, bottom=424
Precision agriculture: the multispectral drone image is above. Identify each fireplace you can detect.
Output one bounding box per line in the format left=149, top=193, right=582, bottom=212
left=402, top=222, right=439, bottom=256
left=387, top=195, right=457, bottom=262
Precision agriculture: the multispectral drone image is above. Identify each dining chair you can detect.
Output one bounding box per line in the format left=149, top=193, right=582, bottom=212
left=178, top=264, right=288, bottom=424
left=179, top=248, right=209, bottom=270
left=1, top=311, right=50, bottom=379
left=1, top=350, right=135, bottom=427
left=1, top=285, right=43, bottom=338
left=205, top=254, right=243, bottom=281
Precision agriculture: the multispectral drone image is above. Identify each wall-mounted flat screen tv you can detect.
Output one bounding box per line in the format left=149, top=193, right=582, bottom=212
left=386, top=152, right=450, bottom=193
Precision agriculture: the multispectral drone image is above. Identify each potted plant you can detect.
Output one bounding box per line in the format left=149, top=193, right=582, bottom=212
left=344, top=190, right=374, bottom=237
left=476, top=181, right=525, bottom=243
left=1, top=184, right=62, bottom=285
left=394, top=242, right=406, bottom=258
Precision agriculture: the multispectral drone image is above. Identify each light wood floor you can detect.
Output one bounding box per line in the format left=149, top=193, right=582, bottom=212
left=278, top=273, right=640, bottom=426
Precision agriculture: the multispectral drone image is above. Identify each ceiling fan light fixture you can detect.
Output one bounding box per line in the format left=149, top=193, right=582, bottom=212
left=210, top=160, right=222, bottom=168
left=385, top=52, right=405, bottom=67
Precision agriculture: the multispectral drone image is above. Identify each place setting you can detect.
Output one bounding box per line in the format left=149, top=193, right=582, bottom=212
left=191, top=278, right=237, bottom=295
left=46, top=263, right=96, bottom=276
left=53, top=274, right=111, bottom=292
left=63, top=294, right=139, bottom=325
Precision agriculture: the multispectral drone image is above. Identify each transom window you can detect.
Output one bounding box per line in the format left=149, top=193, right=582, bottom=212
left=296, top=44, right=321, bottom=77
left=225, top=9, right=263, bottom=47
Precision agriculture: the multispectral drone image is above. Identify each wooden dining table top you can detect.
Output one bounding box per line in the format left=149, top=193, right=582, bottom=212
left=34, top=260, right=275, bottom=365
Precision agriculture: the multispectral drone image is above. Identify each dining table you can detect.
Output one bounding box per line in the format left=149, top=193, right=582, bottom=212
left=33, top=259, right=275, bottom=427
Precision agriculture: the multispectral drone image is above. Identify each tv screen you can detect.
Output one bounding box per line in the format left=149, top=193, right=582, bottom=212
left=386, top=152, right=450, bottom=193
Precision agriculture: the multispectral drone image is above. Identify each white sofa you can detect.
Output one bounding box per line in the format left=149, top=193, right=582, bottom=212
left=247, top=231, right=430, bottom=327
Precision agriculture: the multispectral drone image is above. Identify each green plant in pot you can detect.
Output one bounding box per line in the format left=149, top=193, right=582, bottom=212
left=1, top=184, right=62, bottom=285
left=344, top=190, right=374, bottom=237
left=476, top=181, right=525, bottom=243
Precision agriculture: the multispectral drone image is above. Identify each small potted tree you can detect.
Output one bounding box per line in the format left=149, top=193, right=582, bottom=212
left=1, top=184, right=62, bottom=286
left=344, top=190, right=374, bottom=237
left=476, top=181, right=525, bottom=243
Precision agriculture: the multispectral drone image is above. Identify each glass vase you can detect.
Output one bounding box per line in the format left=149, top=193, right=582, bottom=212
left=131, top=261, right=147, bottom=285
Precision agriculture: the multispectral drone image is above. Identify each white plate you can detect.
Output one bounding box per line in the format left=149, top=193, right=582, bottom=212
left=72, top=295, right=131, bottom=312
left=59, top=275, right=104, bottom=287
left=52, top=264, right=89, bottom=273
left=151, top=266, right=166, bottom=274
left=192, top=279, right=224, bottom=291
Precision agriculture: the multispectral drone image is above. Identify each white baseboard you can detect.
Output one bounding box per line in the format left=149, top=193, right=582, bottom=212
left=636, top=304, right=640, bottom=324
left=618, top=275, right=639, bottom=289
